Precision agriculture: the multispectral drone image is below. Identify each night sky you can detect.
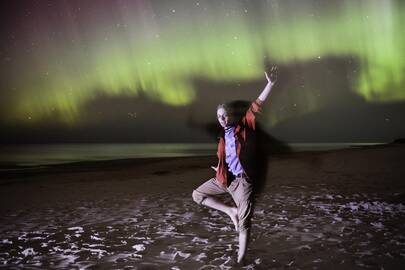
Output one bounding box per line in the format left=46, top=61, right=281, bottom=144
left=1, top=0, right=404, bottom=143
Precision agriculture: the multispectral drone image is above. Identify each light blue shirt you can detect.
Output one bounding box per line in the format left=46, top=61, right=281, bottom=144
left=224, top=126, right=245, bottom=176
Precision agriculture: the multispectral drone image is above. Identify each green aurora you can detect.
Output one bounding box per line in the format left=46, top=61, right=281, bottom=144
left=3, top=0, right=405, bottom=125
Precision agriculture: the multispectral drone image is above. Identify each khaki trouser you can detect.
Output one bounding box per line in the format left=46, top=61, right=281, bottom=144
left=192, top=176, right=253, bottom=232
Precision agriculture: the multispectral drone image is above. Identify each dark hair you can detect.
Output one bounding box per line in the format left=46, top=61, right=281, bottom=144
left=216, top=100, right=251, bottom=124
left=216, top=103, right=228, bottom=112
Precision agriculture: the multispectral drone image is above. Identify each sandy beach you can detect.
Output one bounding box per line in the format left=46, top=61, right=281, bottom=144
left=0, top=145, right=404, bottom=269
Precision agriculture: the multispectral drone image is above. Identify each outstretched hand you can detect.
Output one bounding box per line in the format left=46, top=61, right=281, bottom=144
left=258, top=66, right=277, bottom=102
left=265, top=66, right=278, bottom=85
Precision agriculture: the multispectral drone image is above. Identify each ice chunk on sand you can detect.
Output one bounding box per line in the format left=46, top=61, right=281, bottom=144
left=67, top=226, right=84, bottom=233
left=159, top=251, right=191, bottom=260
left=91, top=235, right=104, bottom=241
left=193, top=252, right=207, bottom=262
left=371, top=222, right=384, bottom=229
left=22, top=248, right=37, bottom=257
left=132, top=244, right=146, bottom=252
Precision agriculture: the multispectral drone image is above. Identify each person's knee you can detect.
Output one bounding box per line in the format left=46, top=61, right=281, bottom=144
left=192, top=190, right=204, bottom=205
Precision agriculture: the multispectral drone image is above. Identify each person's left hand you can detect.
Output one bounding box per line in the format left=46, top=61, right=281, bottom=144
left=265, top=66, right=278, bottom=85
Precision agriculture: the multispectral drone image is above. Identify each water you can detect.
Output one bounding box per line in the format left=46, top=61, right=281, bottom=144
left=0, top=144, right=216, bottom=168
left=0, top=143, right=384, bottom=168
left=288, top=143, right=384, bottom=152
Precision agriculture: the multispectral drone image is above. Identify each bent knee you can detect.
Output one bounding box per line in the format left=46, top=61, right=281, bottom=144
left=192, top=190, right=204, bottom=205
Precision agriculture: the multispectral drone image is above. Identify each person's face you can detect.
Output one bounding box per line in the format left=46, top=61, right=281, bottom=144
left=217, top=107, right=229, bottom=128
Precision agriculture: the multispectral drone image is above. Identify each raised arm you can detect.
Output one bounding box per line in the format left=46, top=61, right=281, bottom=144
left=258, top=66, right=277, bottom=103
left=243, top=67, right=278, bottom=130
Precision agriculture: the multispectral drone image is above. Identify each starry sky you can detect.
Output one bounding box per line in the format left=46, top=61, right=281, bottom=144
left=1, top=0, right=404, bottom=143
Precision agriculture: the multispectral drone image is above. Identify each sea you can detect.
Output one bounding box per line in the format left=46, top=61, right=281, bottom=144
left=0, top=143, right=384, bottom=168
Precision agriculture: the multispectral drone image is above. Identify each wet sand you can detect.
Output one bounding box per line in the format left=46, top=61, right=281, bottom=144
left=0, top=145, right=404, bottom=269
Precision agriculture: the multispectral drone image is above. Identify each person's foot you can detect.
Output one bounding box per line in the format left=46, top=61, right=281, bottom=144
left=232, top=252, right=246, bottom=266
left=228, top=207, right=239, bottom=231
left=237, top=253, right=245, bottom=265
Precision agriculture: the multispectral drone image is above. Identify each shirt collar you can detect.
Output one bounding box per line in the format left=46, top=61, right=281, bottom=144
left=225, top=126, right=235, bottom=134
